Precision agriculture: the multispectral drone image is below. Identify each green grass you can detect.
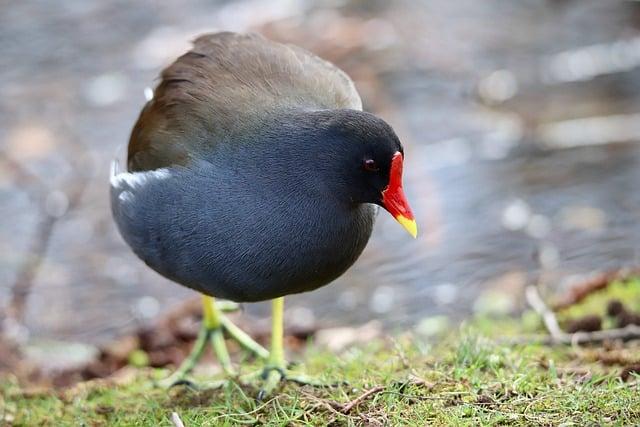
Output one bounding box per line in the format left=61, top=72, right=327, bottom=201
left=2, top=281, right=640, bottom=426
left=3, top=332, right=638, bottom=426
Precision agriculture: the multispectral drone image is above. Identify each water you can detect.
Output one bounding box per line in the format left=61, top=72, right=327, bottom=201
left=1, top=0, right=640, bottom=343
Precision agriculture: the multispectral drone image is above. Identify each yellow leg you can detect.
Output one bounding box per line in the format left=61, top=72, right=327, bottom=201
left=202, top=295, right=220, bottom=328
left=204, top=295, right=235, bottom=375
left=269, top=297, right=285, bottom=368
left=254, top=296, right=339, bottom=398
left=258, top=297, right=286, bottom=398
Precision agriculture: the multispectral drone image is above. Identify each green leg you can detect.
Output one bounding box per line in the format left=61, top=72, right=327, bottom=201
left=159, top=294, right=267, bottom=388
left=157, top=323, right=209, bottom=388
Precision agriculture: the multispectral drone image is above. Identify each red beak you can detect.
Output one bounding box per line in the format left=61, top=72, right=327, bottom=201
left=381, top=152, right=417, bottom=238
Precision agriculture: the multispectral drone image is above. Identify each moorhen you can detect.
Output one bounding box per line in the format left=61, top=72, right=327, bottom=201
left=110, top=32, right=416, bottom=395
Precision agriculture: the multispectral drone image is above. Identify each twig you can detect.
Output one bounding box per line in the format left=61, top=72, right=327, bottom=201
left=563, top=325, right=640, bottom=345
left=525, top=285, right=640, bottom=345
left=336, top=385, right=385, bottom=413
left=552, top=267, right=640, bottom=310
left=300, top=390, right=351, bottom=419
left=525, top=286, right=564, bottom=343
left=170, top=412, right=185, bottom=427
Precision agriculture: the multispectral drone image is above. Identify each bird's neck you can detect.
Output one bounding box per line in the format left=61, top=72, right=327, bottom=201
left=202, top=108, right=360, bottom=208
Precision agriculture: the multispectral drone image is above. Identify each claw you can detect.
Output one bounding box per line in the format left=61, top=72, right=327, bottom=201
left=170, top=379, right=199, bottom=390
left=258, top=368, right=283, bottom=400
left=256, top=389, right=268, bottom=402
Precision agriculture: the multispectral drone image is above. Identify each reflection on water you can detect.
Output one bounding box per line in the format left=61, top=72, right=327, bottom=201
left=1, top=0, right=640, bottom=343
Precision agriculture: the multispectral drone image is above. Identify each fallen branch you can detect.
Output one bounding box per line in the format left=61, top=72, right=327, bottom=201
left=335, top=385, right=385, bottom=413
left=301, top=378, right=435, bottom=420
left=525, top=286, right=640, bottom=345
left=563, top=325, right=640, bottom=345
left=525, top=286, right=564, bottom=342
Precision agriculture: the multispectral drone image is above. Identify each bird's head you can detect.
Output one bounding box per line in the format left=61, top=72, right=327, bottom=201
left=291, top=109, right=417, bottom=238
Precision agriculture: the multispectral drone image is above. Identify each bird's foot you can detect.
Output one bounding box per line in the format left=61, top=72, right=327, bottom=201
left=157, top=325, right=212, bottom=389
left=239, top=365, right=343, bottom=400
left=220, top=315, right=269, bottom=359
left=157, top=315, right=268, bottom=389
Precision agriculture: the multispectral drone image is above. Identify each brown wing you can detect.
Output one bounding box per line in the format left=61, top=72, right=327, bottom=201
left=127, top=32, right=362, bottom=172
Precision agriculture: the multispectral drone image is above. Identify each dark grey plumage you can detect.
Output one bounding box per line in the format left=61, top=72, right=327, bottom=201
left=110, top=32, right=403, bottom=302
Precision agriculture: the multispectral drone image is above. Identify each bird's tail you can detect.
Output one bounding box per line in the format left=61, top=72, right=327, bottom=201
left=109, top=143, right=127, bottom=186
left=110, top=158, right=120, bottom=180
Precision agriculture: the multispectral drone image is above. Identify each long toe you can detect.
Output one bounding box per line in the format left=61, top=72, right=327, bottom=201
left=285, top=373, right=345, bottom=388
left=158, top=376, right=193, bottom=390
left=157, top=326, right=211, bottom=389
left=220, top=316, right=269, bottom=359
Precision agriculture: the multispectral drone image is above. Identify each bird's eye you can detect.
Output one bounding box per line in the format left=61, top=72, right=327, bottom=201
left=363, top=159, right=379, bottom=172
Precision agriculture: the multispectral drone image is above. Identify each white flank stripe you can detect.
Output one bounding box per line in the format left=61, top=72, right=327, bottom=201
left=109, top=159, right=172, bottom=189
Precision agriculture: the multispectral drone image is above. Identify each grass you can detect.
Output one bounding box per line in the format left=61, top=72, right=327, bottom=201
left=2, top=281, right=640, bottom=426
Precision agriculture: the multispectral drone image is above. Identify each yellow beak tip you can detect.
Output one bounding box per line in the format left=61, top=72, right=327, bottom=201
left=396, top=215, right=418, bottom=239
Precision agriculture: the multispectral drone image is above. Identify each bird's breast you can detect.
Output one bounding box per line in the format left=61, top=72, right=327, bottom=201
left=111, top=164, right=376, bottom=302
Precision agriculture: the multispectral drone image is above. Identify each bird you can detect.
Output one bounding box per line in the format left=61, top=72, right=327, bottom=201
left=110, top=31, right=416, bottom=396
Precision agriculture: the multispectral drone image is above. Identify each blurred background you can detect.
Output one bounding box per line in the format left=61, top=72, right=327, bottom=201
left=2, top=0, right=640, bottom=375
